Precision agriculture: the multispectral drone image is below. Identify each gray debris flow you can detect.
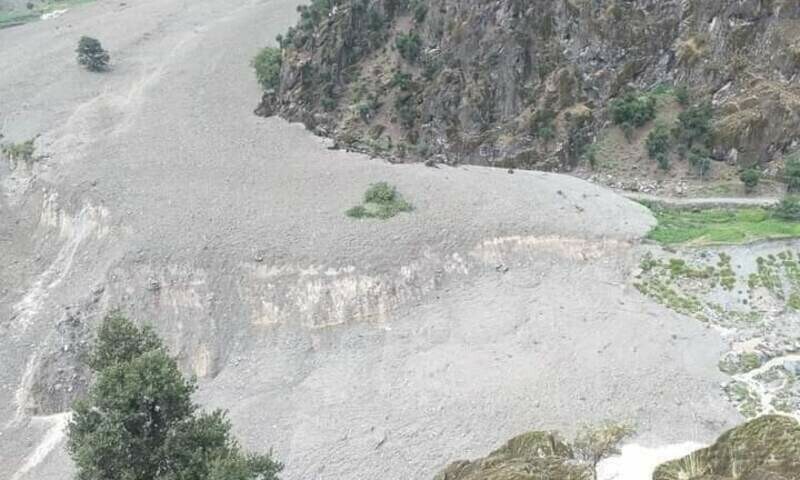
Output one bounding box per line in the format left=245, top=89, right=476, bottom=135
left=0, top=1, right=741, bottom=479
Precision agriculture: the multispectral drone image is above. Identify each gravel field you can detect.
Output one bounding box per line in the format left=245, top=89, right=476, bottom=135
left=0, top=1, right=741, bottom=479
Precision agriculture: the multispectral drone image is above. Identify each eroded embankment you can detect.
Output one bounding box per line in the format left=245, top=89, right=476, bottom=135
left=101, top=234, right=634, bottom=376
left=3, top=185, right=661, bottom=480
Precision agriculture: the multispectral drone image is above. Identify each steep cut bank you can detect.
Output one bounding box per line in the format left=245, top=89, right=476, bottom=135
left=259, top=0, right=800, bottom=171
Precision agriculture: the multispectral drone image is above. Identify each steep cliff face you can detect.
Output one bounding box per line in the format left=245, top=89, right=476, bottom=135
left=259, top=0, right=800, bottom=171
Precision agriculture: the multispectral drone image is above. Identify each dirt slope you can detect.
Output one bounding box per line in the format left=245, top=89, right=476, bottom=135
left=0, top=1, right=740, bottom=479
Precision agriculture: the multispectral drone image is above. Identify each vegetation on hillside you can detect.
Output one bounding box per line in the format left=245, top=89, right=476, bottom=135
left=672, top=102, right=713, bottom=149
left=784, top=151, right=800, bottom=192
left=610, top=92, right=657, bottom=132
left=739, top=168, right=761, bottom=193
left=774, top=196, right=800, bottom=221
left=0, top=0, right=94, bottom=28
left=253, top=47, right=282, bottom=91
left=645, top=123, right=671, bottom=170
left=1, top=138, right=36, bottom=163
left=67, top=313, right=283, bottom=480
left=257, top=0, right=800, bottom=186
left=573, top=422, right=634, bottom=480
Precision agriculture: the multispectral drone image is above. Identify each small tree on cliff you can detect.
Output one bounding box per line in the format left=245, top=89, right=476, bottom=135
left=573, top=421, right=635, bottom=480
left=67, top=312, right=282, bottom=480
left=785, top=152, right=800, bottom=192
left=740, top=168, right=761, bottom=194
left=76, top=36, right=110, bottom=72
left=253, top=47, right=282, bottom=91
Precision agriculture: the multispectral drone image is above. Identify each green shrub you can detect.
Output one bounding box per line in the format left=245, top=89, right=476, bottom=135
left=76, top=36, right=110, bottom=72
left=583, top=143, right=599, bottom=169
left=573, top=422, right=635, bottom=479
left=646, top=124, right=671, bottom=160
left=610, top=92, right=657, bottom=128
left=391, top=71, right=412, bottom=90
left=650, top=83, right=672, bottom=96
left=1, top=139, right=35, bottom=163
left=297, top=0, right=335, bottom=31
left=689, top=147, right=711, bottom=177
left=411, top=0, right=428, bottom=22
left=422, top=55, right=443, bottom=81
left=674, top=85, right=690, bottom=106
left=253, top=47, right=282, bottom=91
left=673, top=102, right=713, bottom=148
left=346, top=205, right=368, bottom=218
left=774, top=196, right=800, bottom=221
left=785, top=152, right=800, bottom=192
left=394, top=93, right=417, bottom=128
left=364, top=7, right=388, bottom=46
left=321, top=95, right=337, bottom=111
left=68, top=313, right=282, bottom=480
left=356, top=102, right=374, bottom=121
left=530, top=109, right=556, bottom=141
left=347, top=182, right=413, bottom=220
left=676, top=143, right=688, bottom=160
left=655, top=152, right=670, bottom=171
left=396, top=32, right=422, bottom=62
left=740, top=168, right=761, bottom=193
left=355, top=94, right=381, bottom=121
left=621, top=123, right=635, bottom=142
left=364, top=182, right=398, bottom=203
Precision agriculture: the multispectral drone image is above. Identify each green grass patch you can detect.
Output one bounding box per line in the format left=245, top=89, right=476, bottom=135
left=346, top=182, right=413, bottom=220
left=0, top=10, right=39, bottom=27
left=0, top=0, right=94, bottom=29
left=1, top=138, right=36, bottom=162
left=645, top=204, right=800, bottom=245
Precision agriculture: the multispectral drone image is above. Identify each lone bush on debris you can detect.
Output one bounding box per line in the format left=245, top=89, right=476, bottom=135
left=347, top=182, right=413, bottom=219
left=76, top=36, right=110, bottom=71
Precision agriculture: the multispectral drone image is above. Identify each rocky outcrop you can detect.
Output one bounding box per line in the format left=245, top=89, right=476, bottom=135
left=653, top=415, right=800, bottom=480
left=260, top=0, right=800, bottom=170
left=433, top=431, right=591, bottom=480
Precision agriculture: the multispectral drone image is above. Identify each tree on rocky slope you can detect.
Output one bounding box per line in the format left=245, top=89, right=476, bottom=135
left=67, top=312, right=282, bottom=480
left=785, top=152, right=800, bottom=193
left=253, top=47, right=282, bottom=92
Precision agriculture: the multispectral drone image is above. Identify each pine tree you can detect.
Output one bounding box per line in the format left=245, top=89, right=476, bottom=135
left=67, top=312, right=282, bottom=480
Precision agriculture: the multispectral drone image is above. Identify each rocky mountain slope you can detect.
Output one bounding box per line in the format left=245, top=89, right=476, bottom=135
left=260, top=0, right=800, bottom=172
